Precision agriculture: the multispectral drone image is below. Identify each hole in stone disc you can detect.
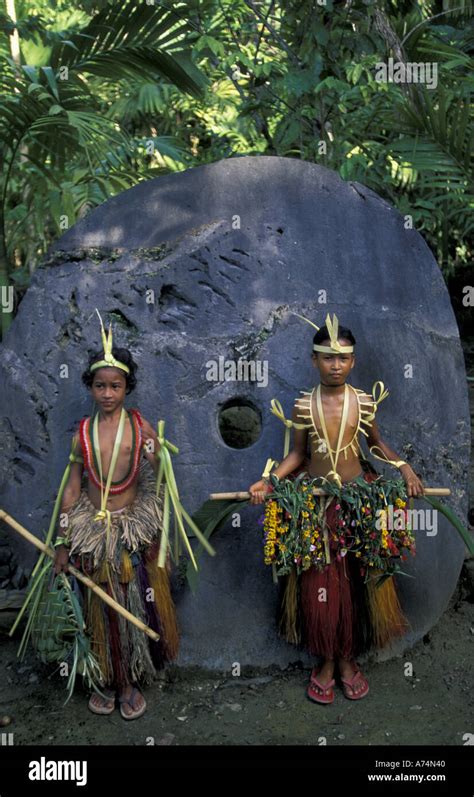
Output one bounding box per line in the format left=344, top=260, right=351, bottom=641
left=218, top=398, right=262, bottom=449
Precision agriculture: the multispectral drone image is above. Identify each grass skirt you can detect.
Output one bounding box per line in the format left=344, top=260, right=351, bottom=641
left=278, top=470, right=410, bottom=659
left=65, top=459, right=179, bottom=689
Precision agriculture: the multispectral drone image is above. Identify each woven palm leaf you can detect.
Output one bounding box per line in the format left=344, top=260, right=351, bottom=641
left=27, top=566, right=105, bottom=703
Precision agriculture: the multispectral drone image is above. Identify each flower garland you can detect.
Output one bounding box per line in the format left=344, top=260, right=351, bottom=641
left=262, top=473, right=416, bottom=581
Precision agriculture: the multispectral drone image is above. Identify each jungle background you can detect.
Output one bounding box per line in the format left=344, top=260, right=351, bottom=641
left=0, top=0, right=472, bottom=328
left=0, top=0, right=472, bottom=747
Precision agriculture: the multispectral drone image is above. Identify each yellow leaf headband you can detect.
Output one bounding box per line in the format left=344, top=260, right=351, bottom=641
left=89, top=309, right=130, bottom=375
left=292, top=311, right=354, bottom=354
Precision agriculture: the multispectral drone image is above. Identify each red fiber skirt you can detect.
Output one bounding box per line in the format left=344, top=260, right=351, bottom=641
left=298, top=470, right=377, bottom=660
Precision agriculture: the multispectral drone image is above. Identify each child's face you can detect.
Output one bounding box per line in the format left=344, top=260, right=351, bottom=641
left=312, top=338, right=355, bottom=386
left=91, top=367, right=127, bottom=411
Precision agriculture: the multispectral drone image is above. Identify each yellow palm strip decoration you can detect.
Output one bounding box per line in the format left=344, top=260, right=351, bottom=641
left=91, top=309, right=130, bottom=374
left=270, top=399, right=310, bottom=458
left=315, top=383, right=350, bottom=489
left=155, top=420, right=215, bottom=571
left=324, top=314, right=345, bottom=353
left=371, top=381, right=389, bottom=412
left=292, top=311, right=353, bottom=353
left=291, top=311, right=320, bottom=332
left=312, top=383, right=350, bottom=560
left=92, top=408, right=126, bottom=601
left=369, top=446, right=407, bottom=469
left=363, top=382, right=406, bottom=468
left=262, top=458, right=277, bottom=479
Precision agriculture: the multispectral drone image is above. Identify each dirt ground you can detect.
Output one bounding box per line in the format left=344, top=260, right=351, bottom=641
left=1, top=338, right=472, bottom=749
left=0, top=575, right=472, bottom=748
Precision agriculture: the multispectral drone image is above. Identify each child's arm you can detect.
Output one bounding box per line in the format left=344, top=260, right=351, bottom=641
left=366, top=418, right=424, bottom=498
left=140, top=418, right=161, bottom=473
left=53, top=432, right=83, bottom=574
left=248, top=401, right=308, bottom=505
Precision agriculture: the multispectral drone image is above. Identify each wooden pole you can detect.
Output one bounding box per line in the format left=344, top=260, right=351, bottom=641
left=0, top=509, right=160, bottom=642
left=209, top=487, right=451, bottom=500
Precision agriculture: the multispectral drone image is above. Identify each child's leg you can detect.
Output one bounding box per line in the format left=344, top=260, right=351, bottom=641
left=88, top=689, right=116, bottom=715
left=337, top=658, right=369, bottom=699
left=317, top=660, right=335, bottom=682
left=117, top=683, right=146, bottom=719
left=307, top=659, right=336, bottom=704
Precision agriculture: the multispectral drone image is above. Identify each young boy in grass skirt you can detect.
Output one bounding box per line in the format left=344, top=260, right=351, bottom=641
left=249, top=314, right=424, bottom=705
left=53, top=314, right=179, bottom=719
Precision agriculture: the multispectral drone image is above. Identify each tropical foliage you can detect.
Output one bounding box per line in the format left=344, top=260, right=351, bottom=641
left=0, top=0, right=472, bottom=337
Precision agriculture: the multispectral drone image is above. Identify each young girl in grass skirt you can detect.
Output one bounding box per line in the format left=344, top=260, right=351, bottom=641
left=65, top=456, right=179, bottom=694
left=53, top=311, right=180, bottom=719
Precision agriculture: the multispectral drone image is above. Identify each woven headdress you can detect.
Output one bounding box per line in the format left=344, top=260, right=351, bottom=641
left=293, top=311, right=354, bottom=354
left=89, top=309, right=130, bottom=374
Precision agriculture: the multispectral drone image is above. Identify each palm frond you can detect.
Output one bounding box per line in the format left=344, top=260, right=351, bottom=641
left=422, top=496, right=474, bottom=556
left=47, top=1, right=206, bottom=97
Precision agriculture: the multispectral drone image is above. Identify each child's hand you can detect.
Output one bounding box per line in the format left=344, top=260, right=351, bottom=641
left=400, top=465, right=425, bottom=498
left=53, top=545, right=69, bottom=575
left=248, top=480, right=271, bottom=505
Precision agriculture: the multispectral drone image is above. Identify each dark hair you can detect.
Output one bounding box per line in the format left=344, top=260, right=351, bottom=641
left=81, top=347, right=138, bottom=394
left=313, top=324, right=356, bottom=349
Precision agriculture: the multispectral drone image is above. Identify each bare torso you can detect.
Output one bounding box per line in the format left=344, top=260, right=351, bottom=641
left=297, top=385, right=366, bottom=483
left=84, top=412, right=141, bottom=510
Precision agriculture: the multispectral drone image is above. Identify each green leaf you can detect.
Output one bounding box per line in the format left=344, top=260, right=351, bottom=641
left=314, top=76, right=350, bottom=94
left=313, top=23, right=329, bottom=47
left=273, top=117, right=301, bottom=149
left=422, top=497, right=474, bottom=555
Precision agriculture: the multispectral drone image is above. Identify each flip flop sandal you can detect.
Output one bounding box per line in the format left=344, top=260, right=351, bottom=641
left=118, top=687, right=147, bottom=720
left=88, top=688, right=116, bottom=715
left=307, top=668, right=336, bottom=705
left=340, top=668, right=369, bottom=700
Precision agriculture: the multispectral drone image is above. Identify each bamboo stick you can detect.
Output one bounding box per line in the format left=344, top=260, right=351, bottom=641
left=0, top=509, right=160, bottom=642
left=209, top=487, right=451, bottom=500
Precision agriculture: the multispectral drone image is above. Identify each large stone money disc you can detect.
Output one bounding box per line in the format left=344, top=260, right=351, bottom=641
left=0, top=156, right=469, bottom=665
